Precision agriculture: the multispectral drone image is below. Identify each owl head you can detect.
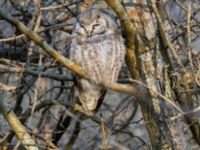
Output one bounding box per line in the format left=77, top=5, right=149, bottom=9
left=74, top=9, right=117, bottom=37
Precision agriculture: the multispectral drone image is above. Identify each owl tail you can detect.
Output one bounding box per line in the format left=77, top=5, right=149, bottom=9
left=79, top=89, right=101, bottom=110
left=77, top=79, right=106, bottom=111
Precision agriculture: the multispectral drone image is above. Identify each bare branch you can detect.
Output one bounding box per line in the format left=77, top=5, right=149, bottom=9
left=0, top=91, right=39, bottom=150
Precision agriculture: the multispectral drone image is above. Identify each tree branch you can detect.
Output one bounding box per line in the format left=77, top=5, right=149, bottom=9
left=0, top=91, right=39, bottom=150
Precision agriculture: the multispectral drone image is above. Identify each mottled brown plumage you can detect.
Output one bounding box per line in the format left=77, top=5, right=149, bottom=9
left=70, top=8, right=125, bottom=111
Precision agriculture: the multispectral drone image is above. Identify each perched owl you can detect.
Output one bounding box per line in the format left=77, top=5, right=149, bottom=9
left=70, top=8, right=126, bottom=111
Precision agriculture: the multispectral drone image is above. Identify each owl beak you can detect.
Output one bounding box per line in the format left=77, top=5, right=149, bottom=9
left=87, top=31, right=92, bottom=37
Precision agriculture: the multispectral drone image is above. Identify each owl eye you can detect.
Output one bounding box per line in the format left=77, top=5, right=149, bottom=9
left=78, top=22, right=87, bottom=32
left=93, top=23, right=100, bottom=28
left=79, top=22, right=84, bottom=28
left=95, top=14, right=101, bottom=20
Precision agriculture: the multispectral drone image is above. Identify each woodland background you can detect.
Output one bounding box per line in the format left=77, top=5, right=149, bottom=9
left=0, top=0, right=200, bottom=150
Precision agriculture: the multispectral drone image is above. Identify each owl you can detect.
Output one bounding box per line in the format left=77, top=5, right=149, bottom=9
left=70, top=8, right=126, bottom=111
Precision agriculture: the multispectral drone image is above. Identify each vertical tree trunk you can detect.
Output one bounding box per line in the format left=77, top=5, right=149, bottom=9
left=105, top=0, right=188, bottom=149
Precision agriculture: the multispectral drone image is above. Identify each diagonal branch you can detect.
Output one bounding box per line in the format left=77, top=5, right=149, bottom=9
left=0, top=91, right=39, bottom=150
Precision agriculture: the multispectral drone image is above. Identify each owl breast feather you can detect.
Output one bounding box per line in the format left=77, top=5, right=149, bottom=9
left=70, top=32, right=125, bottom=86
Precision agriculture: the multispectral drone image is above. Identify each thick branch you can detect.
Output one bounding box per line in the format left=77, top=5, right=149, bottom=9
left=0, top=91, right=39, bottom=150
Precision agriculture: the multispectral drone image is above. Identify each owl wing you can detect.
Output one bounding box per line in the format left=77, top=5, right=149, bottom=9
left=101, top=34, right=126, bottom=86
